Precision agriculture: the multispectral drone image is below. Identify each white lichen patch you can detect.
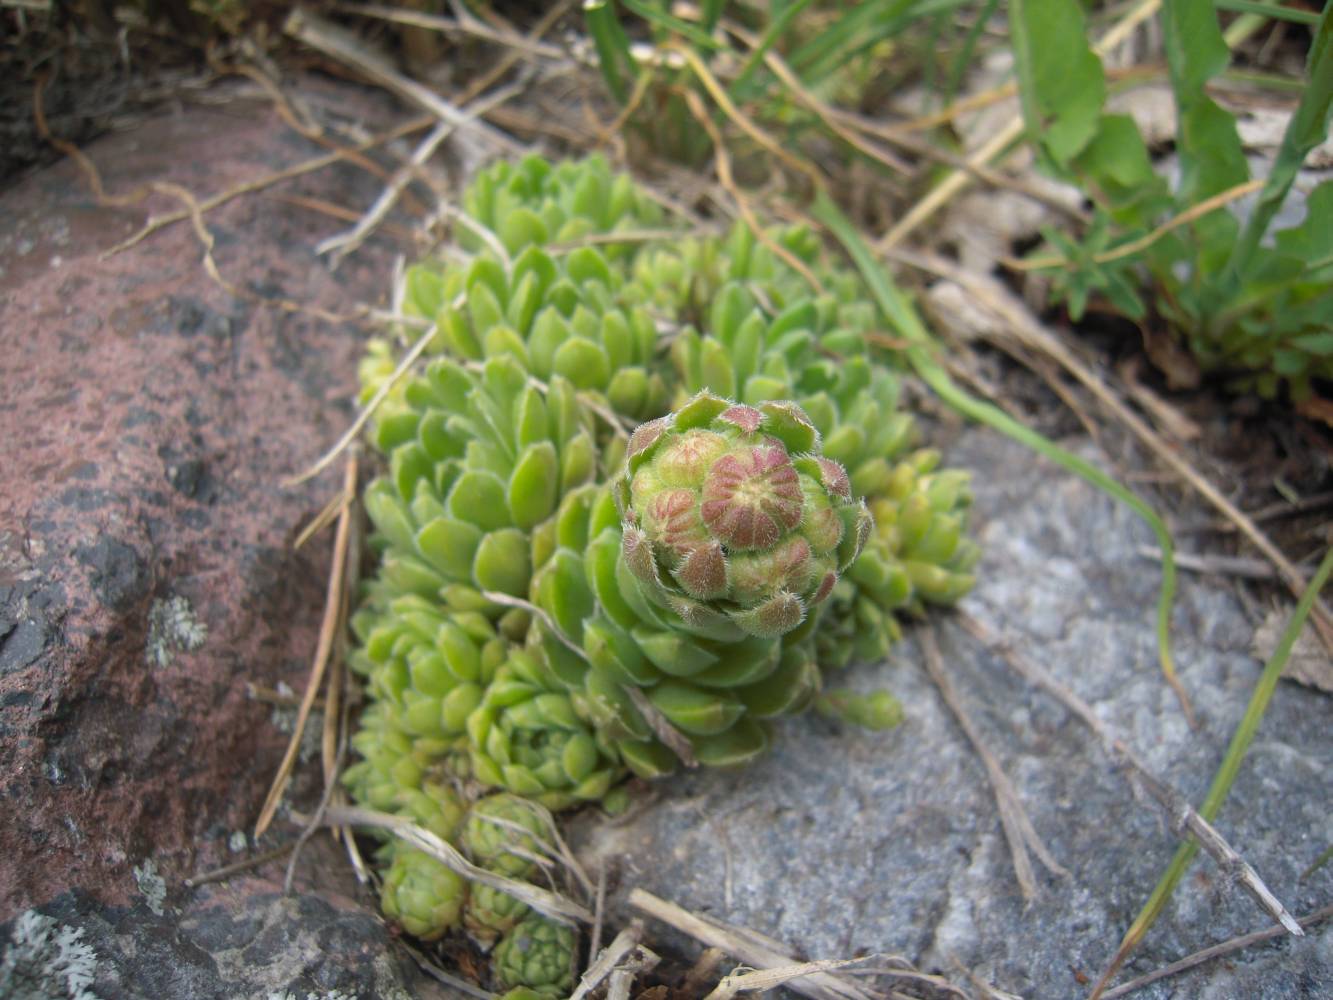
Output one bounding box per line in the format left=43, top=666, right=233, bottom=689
left=0, top=909, right=101, bottom=1000
left=270, top=687, right=323, bottom=765
left=132, top=860, right=167, bottom=916
left=145, top=595, right=208, bottom=667
left=228, top=830, right=248, bottom=854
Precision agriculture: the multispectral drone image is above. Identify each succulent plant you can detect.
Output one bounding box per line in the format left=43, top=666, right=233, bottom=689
left=460, top=154, right=663, bottom=259
left=493, top=915, right=576, bottom=998
left=380, top=847, right=468, bottom=940
left=337, top=154, right=982, bottom=993
left=461, top=793, right=552, bottom=880
left=465, top=646, right=622, bottom=809
left=464, top=882, right=531, bottom=944
left=620, top=392, right=871, bottom=639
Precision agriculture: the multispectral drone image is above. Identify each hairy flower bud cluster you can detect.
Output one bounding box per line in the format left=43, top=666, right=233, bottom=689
left=620, top=393, right=870, bottom=639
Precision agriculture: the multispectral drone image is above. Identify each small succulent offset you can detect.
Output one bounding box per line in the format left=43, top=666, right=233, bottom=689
left=342, top=154, right=978, bottom=994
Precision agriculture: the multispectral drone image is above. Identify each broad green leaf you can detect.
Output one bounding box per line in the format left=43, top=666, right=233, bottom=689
left=1011, top=0, right=1105, bottom=167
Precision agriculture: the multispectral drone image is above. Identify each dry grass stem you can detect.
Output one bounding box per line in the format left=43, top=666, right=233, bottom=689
left=589, top=860, right=608, bottom=965
left=1137, top=547, right=1275, bottom=580
left=286, top=307, right=448, bottom=487
left=959, top=612, right=1306, bottom=939
left=1008, top=179, right=1266, bottom=272
left=316, top=118, right=454, bottom=264
left=294, top=487, right=353, bottom=551
left=312, top=805, right=595, bottom=925
left=680, top=88, right=824, bottom=294
left=606, top=968, right=634, bottom=1000
left=705, top=957, right=890, bottom=1000
left=917, top=626, right=1069, bottom=901
left=722, top=23, right=909, bottom=175
left=670, top=44, right=823, bottom=189
left=270, top=191, right=422, bottom=242
left=183, top=843, right=297, bottom=888
left=334, top=1, right=566, bottom=60
left=283, top=727, right=348, bottom=894
left=621, top=683, right=700, bottom=768
left=899, top=250, right=1333, bottom=655
left=455, top=0, right=575, bottom=106
left=284, top=7, right=523, bottom=155
left=831, top=106, right=1090, bottom=223
left=106, top=115, right=437, bottom=257
left=402, top=941, right=498, bottom=1000
left=316, top=74, right=535, bottom=266
left=246, top=683, right=323, bottom=710
left=683, top=948, right=728, bottom=996
left=594, top=64, right=657, bottom=148
left=254, top=452, right=359, bottom=837
left=1099, top=903, right=1333, bottom=999
left=629, top=888, right=875, bottom=1000
left=571, top=922, right=656, bottom=1000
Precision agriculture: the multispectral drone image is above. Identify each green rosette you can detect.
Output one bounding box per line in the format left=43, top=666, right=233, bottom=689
left=465, top=646, right=622, bottom=810
left=464, top=882, right=532, bottom=945
left=461, top=793, right=552, bottom=880
left=380, top=847, right=468, bottom=941
left=493, top=915, right=576, bottom=998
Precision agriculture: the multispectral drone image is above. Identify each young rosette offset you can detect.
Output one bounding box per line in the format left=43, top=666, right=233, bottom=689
left=465, top=646, right=622, bottom=810
left=619, top=392, right=871, bottom=640
left=380, top=847, right=468, bottom=941
left=493, top=915, right=576, bottom=998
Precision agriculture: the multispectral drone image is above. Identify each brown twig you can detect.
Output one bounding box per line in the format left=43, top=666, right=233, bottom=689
left=1099, top=903, right=1333, bottom=999
left=680, top=87, right=824, bottom=295
left=183, top=843, right=297, bottom=888
left=105, top=115, right=437, bottom=257
left=958, top=612, right=1306, bottom=939
left=255, top=452, right=359, bottom=837
left=284, top=7, right=523, bottom=155
left=1137, top=547, right=1275, bottom=580
left=917, top=626, right=1070, bottom=901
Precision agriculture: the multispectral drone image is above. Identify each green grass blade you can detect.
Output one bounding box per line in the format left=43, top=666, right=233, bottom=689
left=811, top=191, right=1183, bottom=705
left=1303, top=843, right=1333, bottom=880
left=788, top=0, right=921, bottom=84
left=1214, top=0, right=1319, bottom=26
left=700, top=0, right=726, bottom=32
left=585, top=0, right=635, bottom=104
left=730, top=0, right=817, bottom=100
left=1092, top=544, right=1333, bottom=998
left=1224, top=2, right=1333, bottom=281
left=622, top=0, right=724, bottom=50
left=945, top=0, right=1000, bottom=106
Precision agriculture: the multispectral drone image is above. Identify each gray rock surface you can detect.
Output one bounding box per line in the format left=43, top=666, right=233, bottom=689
left=0, top=879, right=433, bottom=1000
left=573, top=429, right=1333, bottom=999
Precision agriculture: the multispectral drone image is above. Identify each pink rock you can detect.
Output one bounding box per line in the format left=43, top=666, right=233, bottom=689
left=0, top=82, right=401, bottom=918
